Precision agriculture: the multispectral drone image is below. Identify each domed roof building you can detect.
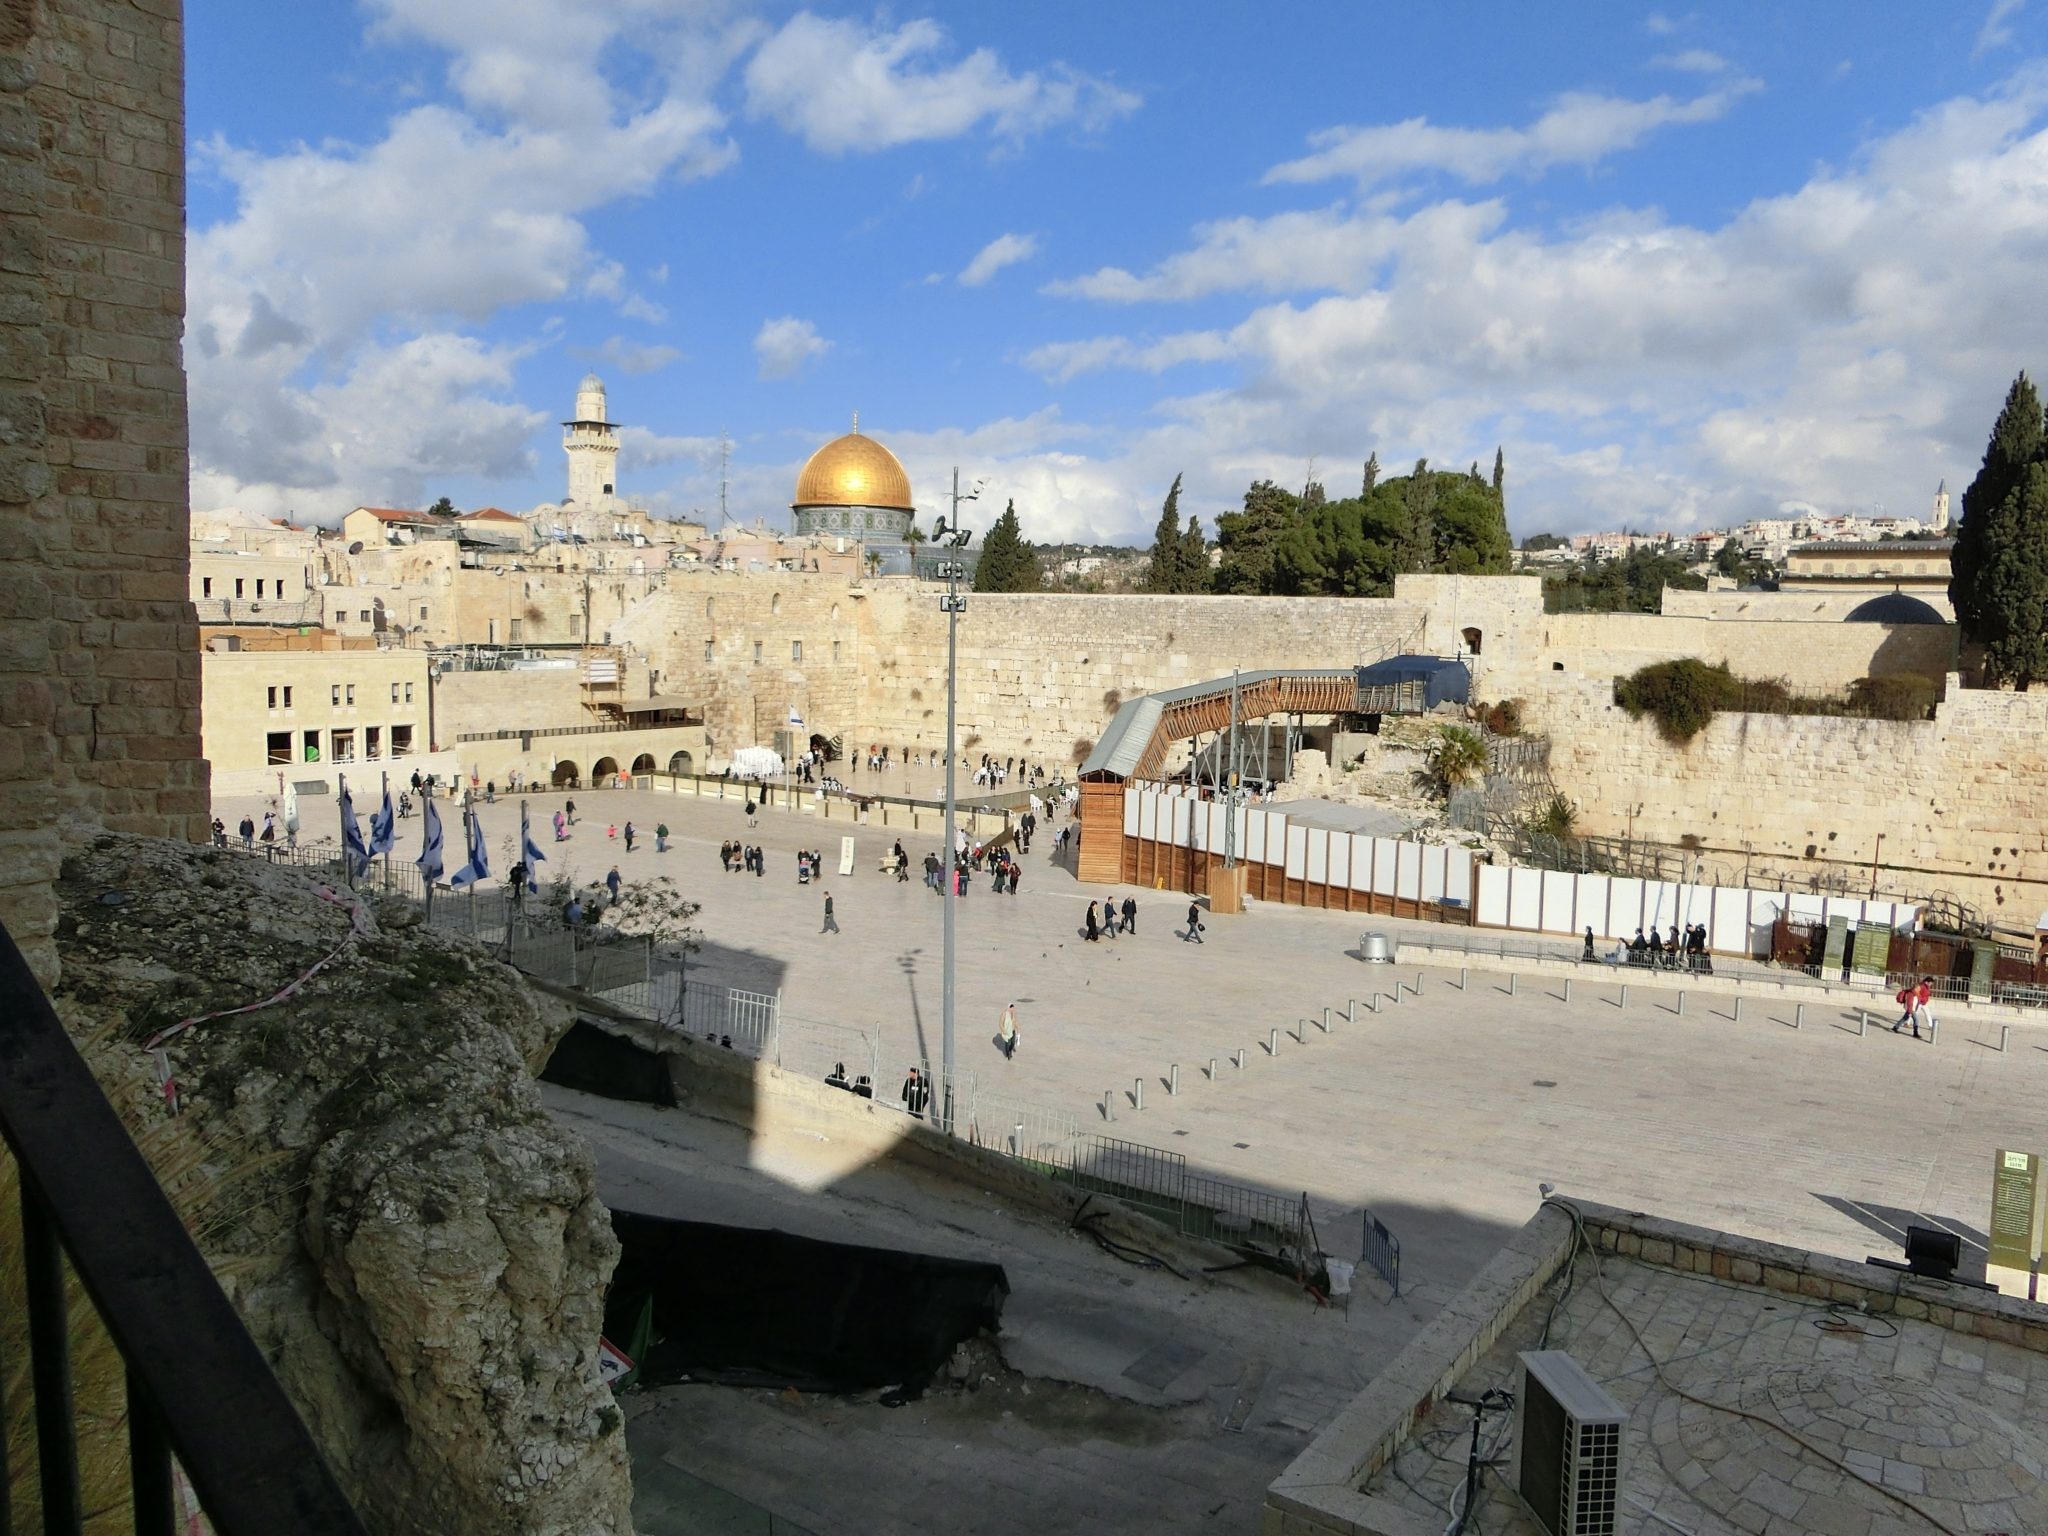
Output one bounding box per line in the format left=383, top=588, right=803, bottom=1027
left=791, top=416, right=915, bottom=542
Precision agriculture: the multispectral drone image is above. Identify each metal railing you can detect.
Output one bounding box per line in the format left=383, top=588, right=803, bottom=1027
left=1400, top=925, right=1840, bottom=992
left=1361, top=1209, right=1402, bottom=1298
left=0, top=922, right=367, bottom=1534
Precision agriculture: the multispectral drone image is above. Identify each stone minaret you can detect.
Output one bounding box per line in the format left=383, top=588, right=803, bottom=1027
left=1932, top=478, right=1950, bottom=533
left=562, top=372, right=620, bottom=506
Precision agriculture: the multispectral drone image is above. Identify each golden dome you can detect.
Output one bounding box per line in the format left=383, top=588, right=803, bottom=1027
left=792, top=429, right=913, bottom=511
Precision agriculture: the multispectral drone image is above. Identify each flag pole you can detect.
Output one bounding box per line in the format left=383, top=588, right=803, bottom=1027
left=381, top=771, right=391, bottom=892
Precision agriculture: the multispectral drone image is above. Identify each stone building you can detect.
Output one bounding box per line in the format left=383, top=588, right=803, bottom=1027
left=0, top=0, right=207, bottom=981
left=201, top=639, right=436, bottom=796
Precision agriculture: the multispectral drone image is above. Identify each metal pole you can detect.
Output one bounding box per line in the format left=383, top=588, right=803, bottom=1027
left=1133, top=1076, right=1144, bottom=1111
left=1269, top=1026, right=1280, bottom=1055
left=939, top=473, right=970, bottom=1135
left=1169, top=1063, right=1180, bottom=1096
left=1208, top=1056, right=1218, bottom=1080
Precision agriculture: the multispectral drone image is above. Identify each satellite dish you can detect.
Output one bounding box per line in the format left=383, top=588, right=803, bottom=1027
left=348, top=540, right=364, bottom=554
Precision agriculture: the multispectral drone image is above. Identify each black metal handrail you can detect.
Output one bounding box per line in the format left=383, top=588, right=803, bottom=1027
left=0, top=921, right=367, bottom=1534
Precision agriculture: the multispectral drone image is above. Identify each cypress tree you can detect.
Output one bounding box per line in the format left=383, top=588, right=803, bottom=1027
left=1492, top=446, right=1505, bottom=496
left=973, top=500, right=1038, bottom=593
left=1953, top=372, right=2044, bottom=651
left=1178, top=514, right=1207, bottom=592
left=1145, top=475, right=1185, bottom=592
left=1980, top=462, right=2048, bottom=689
left=1361, top=451, right=1379, bottom=496
left=1399, top=458, right=1436, bottom=574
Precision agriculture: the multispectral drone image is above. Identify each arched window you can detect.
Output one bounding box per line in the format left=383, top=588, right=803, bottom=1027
left=1461, top=627, right=1483, bottom=656
left=772, top=592, right=782, bottom=616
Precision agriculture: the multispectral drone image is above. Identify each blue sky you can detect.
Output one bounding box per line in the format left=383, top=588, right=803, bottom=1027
left=186, top=1, right=2048, bottom=544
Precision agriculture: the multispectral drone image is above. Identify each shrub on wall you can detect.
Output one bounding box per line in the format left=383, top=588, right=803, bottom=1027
left=1846, top=674, right=1938, bottom=720
left=1613, top=659, right=1738, bottom=743
left=1481, top=698, right=1523, bottom=736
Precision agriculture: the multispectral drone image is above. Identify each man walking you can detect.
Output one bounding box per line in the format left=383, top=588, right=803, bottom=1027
left=623, top=821, right=635, bottom=853
left=901, top=1066, right=930, bottom=1120
left=1910, top=975, right=1935, bottom=1040
left=1185, top=901, right=1205, bottom=943
left=238, top=814, right=255, bottom=850
left=606, top=865, right=622, bottom=902
left=998, top=1004, right=1018, bottom=1060
left=656, top=822, right=669, bottom=853
left=1121, top=895, right=1136, bottom=934
left=822, top=889, right=840, bottom=935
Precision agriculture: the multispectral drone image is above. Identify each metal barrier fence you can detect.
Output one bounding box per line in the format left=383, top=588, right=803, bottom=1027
left=1884, top=971, right=2048, bottom=1012
left=1361, top=1209, right=1402, bottom=1298
left=1405, top=924, right=1826, bottom=992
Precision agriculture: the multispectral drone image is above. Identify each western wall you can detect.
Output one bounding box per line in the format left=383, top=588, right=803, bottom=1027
left=618, top=570, right=2048, bottom=915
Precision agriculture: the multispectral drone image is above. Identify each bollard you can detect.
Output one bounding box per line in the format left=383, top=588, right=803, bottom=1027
left=1508, top=972, right=1518, bottom=997
left=1209, top=1056, right=1219, bottom=1080
left=1013, top=1123, right=1024, bottom=1156
left=1133, top=1077, right=1145, bottom=1111
left=1367, top=993, right=1379, bottom=1014
left=1929, top=1019, right=1940, bottom=1046
left=1234, top=1048, right=1246, bottom=1069
left=1323, top=1006, right=1332, bottom=1034
left=1858, top=1010, right=1868, bottom=1036
left=1618, top=984, right=1628, bottom=1009
left=1169, top=1063, right=1180, bottom=1096
left=1733, top=998, right=1743, bottom=1024
left=2000, top=1025, right=2011, bottom=1054
left=1104, top=1089, right=1115, bottom=1122
left=1389, top=985, right=1402, bottom=1005
left=1562, top=978, right=1572, bottom=1004
left=1677, top=991, right=1685, bottom=1018
left=1460, top=966, right=1469, bottom=991
left=1415, top=972, right=1424, bottom=996
left=1347, top=998, right=1357, bottom=1025
left=1269, top=1026, right=1280, bottom=1056
left=1795, top=1003, right=1804, bottom=1030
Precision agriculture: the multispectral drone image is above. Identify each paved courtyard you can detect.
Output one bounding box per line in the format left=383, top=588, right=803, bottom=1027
left=217, top=779, right=2047, bottom=1312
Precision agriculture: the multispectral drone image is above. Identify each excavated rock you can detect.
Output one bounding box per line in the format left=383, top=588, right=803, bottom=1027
left=50, top=833, right=633, bottom=1536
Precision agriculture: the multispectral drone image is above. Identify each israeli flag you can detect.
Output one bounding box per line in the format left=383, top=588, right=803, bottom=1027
left=449, top=808, right=491, bottom=888
left=418, top=796, right=444, bottom=884
left=369, top=782, right=396, bottom=858
left=338, top=780, right=370, bottom=878
left=520, top=803, right=546, bottom=894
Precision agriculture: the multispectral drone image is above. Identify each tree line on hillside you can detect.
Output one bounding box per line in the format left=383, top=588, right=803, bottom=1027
left=1143, top=449, right=1512, bottom=596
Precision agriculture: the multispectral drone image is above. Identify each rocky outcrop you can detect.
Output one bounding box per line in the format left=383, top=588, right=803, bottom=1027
left=51, top=834, right=633, bottom=1536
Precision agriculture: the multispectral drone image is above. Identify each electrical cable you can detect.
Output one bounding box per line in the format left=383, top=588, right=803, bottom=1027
left=1067, top=1197, right=1187, bottom=1278
left=1539, top=1195, right=1966, bottom=1536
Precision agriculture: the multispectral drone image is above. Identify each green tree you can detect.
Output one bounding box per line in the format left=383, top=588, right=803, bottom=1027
left=1144, top=475, right=1187, bottom=592
left=1953, top=372, right=2045, bottom=664
left=1213, top=481, right=1304, bottom=594
left=427, top=495, right=457, bottom=518
left=1521, top=532, right=1567, bottom=551
left=1398, top=459, right=1436, bottom=573
left=1979, top=461, right=2048, bottom=688
left=1177, top=514, right=1208, bottom=592
left=1714, top=538, right=1745, bottom=578
left=973, top=500, right=1040, bottom=592
left=1361, top=451, right=1379, bottom=496
left=1491, top=446, right=1505, bottom=497
left=1425, top=725, right=1489, bottom=796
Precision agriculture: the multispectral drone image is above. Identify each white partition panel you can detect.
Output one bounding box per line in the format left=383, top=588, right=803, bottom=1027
left=1573, top=874, right=1612, bottom=936
left=1126, top=791, right=1143, bottom=836
left=1306, top=827, right=1329, bottom=886
left=1244, top=809, right=1267, bottom=863
left=1538, top=870, right=1575, bottom=934
left=1476, top=863, right=1511, bottom=925
left=1285, top=824, right=1307, bottom=880
left=1266, top=812, right=1288, bottom=866
left=1444, top=850, right=1473, bottom=905
left=1420, top=845, right=1448, bottom=902
left=1370, top=837, right=1398, bottom=895
left=1787, top=894, right=1827, bottom=924
left=1707, top=888, right=1749, bottom=954
left=1608, top=878, right=1645, bottom=934
left=1394, top=842, right=1421, bottom=900
left=1506, top=866, right=1542, bottom=928
left=1327, top=832, right=1350, bottom=889
left=1166, top=796, right=1192, bottom=847
left=1352, top=834, right=1375, bottom=891
left=1641, top=880, right=1680, bottom=933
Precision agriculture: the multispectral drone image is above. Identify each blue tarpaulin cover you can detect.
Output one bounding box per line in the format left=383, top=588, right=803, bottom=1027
left=1353, top=656, right=1471, bottom=709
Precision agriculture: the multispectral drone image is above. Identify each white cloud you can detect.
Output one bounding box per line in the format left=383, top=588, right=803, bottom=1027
left=959, top=232, right=1040, bottom=286
left=188, top=4, right=742, bottom=517
left=1264, top=83, right=1758, bottom=189
left=1003, top=67, right=2048, bottom=539
left=742, top=11, right=1138, bottom=154
left=1977, top=0, right=2026, bottom=58
left=620, top=426, right=723, bottom=468
left=754, top=316, right=831, bottom=380
left=1653, top=49, right=1732, bottom=74
left=583, top=336, right=683, bottom=375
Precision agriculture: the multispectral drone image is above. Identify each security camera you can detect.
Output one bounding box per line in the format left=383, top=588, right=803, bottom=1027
left=1538, top=1182, right=1556, bottom=1199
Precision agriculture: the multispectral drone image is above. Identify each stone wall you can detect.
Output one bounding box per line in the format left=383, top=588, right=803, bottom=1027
left=0, top=0, right=203, bottom=981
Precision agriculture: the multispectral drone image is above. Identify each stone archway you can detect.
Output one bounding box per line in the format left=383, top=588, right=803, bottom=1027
left=631, top=753, right=656, bottom=775
left=591, top=756, right=620, bottom=784
left=552, top=760, right=580, bottom=788
left=668, top=750, right=694, bottom=776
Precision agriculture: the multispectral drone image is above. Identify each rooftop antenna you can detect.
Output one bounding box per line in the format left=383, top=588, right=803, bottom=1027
left=718, top=428, right=730, bottom=526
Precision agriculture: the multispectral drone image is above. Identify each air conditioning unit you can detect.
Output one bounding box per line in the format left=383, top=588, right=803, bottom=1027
left=1514, top=1351, right=1627, bottom=1536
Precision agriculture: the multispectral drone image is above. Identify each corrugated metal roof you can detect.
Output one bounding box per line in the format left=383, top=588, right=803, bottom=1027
left=1081, top=696, right=1161, bottom=780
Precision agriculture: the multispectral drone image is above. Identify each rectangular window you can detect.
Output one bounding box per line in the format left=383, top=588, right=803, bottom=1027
left=366, top=725, right=382, bottom=760
left=331, top=728, right=355, bottom=763
left=833, top=640, right=841, bottom=664
left=202, top=576, right=212, bottom=597
left=418, top=604, right=428, bottom=621
left=404, top=682, right=414, bottom=703
left=234, top=578, right=245, bottom=598
left=282, top=686, right=293, bottom=708
left=330, top=684, right=340, bottom=707
left=703, top=638, right=713, bottom=663
left=302, top=728, right=321, bottom=763
left=391, top=682, right=399, bottom=704
left=255, top=579, right=266, bottom=598
left=487, top=619, right=497, bottom=645
left=509, top=618, right=522, bottom=643
left=752, top=640, right=763, bottom=664
left=360, top=609, right=371, bottom=624
left=345, top=684, right=355, bottom=706
left=792, top=640, right=803, bottom=662
left=266, top=731, right=291, bottom=765
left=267, top=686, right=278, bottom=709
left=391, top=724, right=414, bottom=756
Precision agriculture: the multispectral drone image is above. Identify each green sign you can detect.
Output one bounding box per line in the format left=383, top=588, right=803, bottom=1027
left=1851, top=924, right=1891, bottom=977
left=1970, top=944, right=1997, bottom=1000
left=1989, top=1149, right=2044, bottom=1273
left=1822, top=915, right=1849, bottom=975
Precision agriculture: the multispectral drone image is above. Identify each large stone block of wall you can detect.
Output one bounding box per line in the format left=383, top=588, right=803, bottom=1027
left=0, top=0, right=203, bottom=982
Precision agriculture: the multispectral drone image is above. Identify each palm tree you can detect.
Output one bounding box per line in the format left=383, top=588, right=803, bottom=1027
left=1425, top=725, right=1488, bottom=796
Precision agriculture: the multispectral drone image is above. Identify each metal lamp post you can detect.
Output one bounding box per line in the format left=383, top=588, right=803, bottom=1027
left=933, top=468, right=980, bottom=1133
